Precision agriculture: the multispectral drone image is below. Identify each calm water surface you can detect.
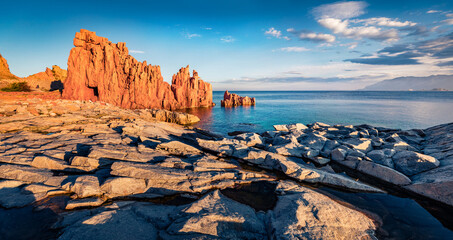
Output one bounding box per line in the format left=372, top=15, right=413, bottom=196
left=184, top=91, right=453, bottom=135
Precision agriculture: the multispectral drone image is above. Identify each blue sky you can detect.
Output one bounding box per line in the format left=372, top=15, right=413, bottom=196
left=1, top=0, right=452, bottom=90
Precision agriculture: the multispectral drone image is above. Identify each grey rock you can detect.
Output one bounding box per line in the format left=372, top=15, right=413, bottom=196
left=166, top=190, right=266, bottom=239
left=273, top=124, right=289, bottom=131
left=343, top=138, right=373, bottom=153
left=287, top=123, right=308, bottom=131
left=270, top=188, right=377, bottom=240
left=65, top=197, right=105, bottom=210
left=367, top=150, right=395, bottom=168
left=156, top=141, right=202, bottom=156
left=233, top=132, right=264, bottom=146
left=0, top=164, right=52, bottom=183
left=101, top=177, right=147, bottom=198
left=331, top=148, right=348, bottom=161
left=356, top=161, right=411, bottom=185
left=58, top=207, right=158, bottom=240
left=71, top=176, right=102, bottom=198
left=405, top=165, right=453, bottom=207
left=393, top=151, right=440, bottom=176
left=298, top=133, right=327, bottom=151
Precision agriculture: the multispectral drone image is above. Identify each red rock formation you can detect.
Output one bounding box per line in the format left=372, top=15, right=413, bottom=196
left=221, top=90, right=256, bottom=107
left=24, top=66, right=67, bottom=91
left=62, top=29, right=214, bottom=110
left=0, top=53, right=18, bottom=80
left=171, top=66, right=213, bottom=109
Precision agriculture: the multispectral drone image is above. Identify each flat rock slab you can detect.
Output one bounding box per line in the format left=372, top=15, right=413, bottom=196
left=357, top=160, right=411, bottom=186
left=58, top=207, right=158, bottom=240
left=270, top=185, right=377, bottom=240
left=405, top=164, right=453, bottom=206
left=166, top=190, right=266, bottom=239
left=0, top=164, right=52, bottom=183
left=66, top=197, right=105, bottom=210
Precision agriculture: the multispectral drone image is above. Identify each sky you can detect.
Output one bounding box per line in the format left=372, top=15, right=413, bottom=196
left=0, top=0, right=452, bottom=90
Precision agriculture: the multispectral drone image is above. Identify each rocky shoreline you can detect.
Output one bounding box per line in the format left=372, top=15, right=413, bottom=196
left=1, top=97, right=453, bottom=239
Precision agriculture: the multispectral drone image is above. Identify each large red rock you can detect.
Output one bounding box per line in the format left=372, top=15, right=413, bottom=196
left=221, top=90, right=256, bottom=107
left=62, top=29, right=214, bottom=110
left=0, top=53, right=18, bottom=80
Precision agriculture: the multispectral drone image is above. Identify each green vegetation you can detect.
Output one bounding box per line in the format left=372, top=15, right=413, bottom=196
left=1, top=81, right=31, bottom=92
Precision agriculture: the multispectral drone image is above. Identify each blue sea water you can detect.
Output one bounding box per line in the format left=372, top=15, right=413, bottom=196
left=184, top=91, right=453, bottom=135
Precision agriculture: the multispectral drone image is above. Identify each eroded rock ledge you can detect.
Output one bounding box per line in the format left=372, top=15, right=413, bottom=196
left=62, top=29, right=214, bottom=110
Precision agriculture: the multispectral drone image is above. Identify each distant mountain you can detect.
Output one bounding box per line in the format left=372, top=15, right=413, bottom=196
left=361, top=75, right=453, bottom=91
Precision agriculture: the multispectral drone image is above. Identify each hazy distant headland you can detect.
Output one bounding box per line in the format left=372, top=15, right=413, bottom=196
left=361, top=75, right=453, bottom=91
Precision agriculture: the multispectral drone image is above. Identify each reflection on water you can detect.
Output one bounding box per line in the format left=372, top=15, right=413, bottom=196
left=182, top=91, right=453, bottom=135
left=319, top=188, right=453, bottom=239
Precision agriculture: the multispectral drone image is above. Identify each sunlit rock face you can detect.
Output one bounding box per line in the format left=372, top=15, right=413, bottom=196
left=0, top=53, right=18, bottom=80
left=221, top=90, right=256, bottom=107
left=24, top=65, right=67, bottom=91
left=62, top=29, right=214, bottom=110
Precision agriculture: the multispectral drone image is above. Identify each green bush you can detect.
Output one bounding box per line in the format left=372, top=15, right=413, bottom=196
left=0, top=82, right=32, bottom=92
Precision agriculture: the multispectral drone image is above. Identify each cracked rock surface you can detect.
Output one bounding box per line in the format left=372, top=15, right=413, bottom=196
left=1, top=98, right=452, bottom=239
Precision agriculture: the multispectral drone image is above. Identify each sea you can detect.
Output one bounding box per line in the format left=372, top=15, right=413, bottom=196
left=183, top=90, right=453, bottom=239
left=183, top=91, right=453, bottom=135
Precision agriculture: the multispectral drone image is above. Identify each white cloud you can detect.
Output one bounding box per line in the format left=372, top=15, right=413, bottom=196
left=185, top=33, right=201, bottom=39
left=265, top=27, right=282, bottom=38
left=221, top=36, right=235, bottom=43
left=278, top=47, right=310, bottom=52
left=130, top=50, right=145, bottom=54
left=355, top=17, right=417, bottom=27
left=427, top=10, right=441, bottom=14
left=446, top=13, right=453, bottom=18
left=340, top=42, right=359, bottom=49
left=441, top=19, right=453, bottom=25
left=318, top=18, right=399, bottom=41
left=287, top=28, right=336, bottom=43
left=265, top=27, right=291, bottom=40
left=312, top=1, right=368, bottom=19
left=299, top=32, right=336, bottom=43
left=203, top=27, right=212, bottom=30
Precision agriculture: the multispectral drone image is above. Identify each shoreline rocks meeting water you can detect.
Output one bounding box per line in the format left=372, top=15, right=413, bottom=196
left=0, top=96, right=452, bottom=239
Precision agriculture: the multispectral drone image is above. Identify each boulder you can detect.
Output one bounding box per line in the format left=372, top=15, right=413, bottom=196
left=233, top=132, right=264, bottom=146
left=273, top=124, right=289, bottom=131
left=405, top=164, right=453, bottom=207
left=343, top=138, right=373, bottom=153
left=392, top=151, right=440, bottom=176
left=62, top=29, right=214, bottom=110
left=356, top=160, right=411, bottom=186
left=71, top=176, right=102, bottom=198
left=220, top=91, right=255, bottom=107
left=166, top=190, right=266, bottom=239
left=31, top=156, right=70, bottom=170
left=270, top=188, right=377, bottom=240
left=331, top=148, right=348, bottom=161
left=101, top=177, right=147, bottom=198
left=366, top=149, right=394, bottom=168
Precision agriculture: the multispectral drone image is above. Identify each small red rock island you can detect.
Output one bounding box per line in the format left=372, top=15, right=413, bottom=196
left=221, top=90, right=256, bottom=107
